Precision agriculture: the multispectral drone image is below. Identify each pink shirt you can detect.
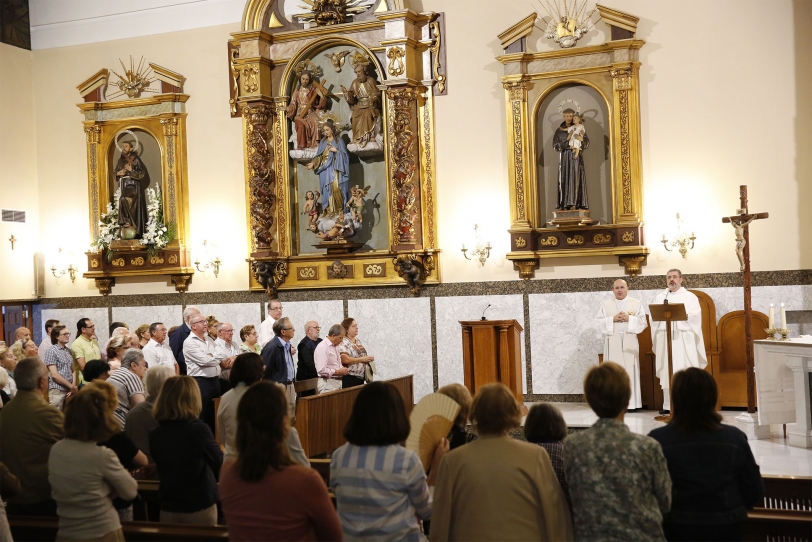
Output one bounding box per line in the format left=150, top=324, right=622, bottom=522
left=313, top=340, right=342, bottom=379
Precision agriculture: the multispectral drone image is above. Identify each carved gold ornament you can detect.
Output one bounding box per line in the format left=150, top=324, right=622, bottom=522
left=168, top=254, right=178, bottom=264
left=387, top=47, right=405, bottom=77
left=112, top=258, right=125, bottom=267
left=298, top=266, right=317, bottom=279
left=90, top=259, right=99, bottom=268
left=242, top=65, right=259, bottom=93
left=566, top=235, right=585, bottom=245
left=149, top=256, right=165, bottom=265
left=364, top=263, right=384, bottom=277
left=515, top=237, right=527, bottom=248
left=539, top=235, right=558, bottom=247
left=428, top=21, right=446, bottom=93
left=593, top=233, right=612, bottom=245
left=297, top=0, right=368, bottom=26
left=108, top=56, right=156, bottom=100
left=537, top=0, right=597, bottom=49
left=622, top=231, right=635, bottom=243
left=130, top=257, right=145, bottom=266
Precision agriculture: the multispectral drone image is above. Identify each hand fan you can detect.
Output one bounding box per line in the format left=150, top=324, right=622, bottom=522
left=406, top=393, right=460, bottom=470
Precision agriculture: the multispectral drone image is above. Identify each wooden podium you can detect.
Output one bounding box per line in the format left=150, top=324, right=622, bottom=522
left=460, top=320, right=524, bottom=403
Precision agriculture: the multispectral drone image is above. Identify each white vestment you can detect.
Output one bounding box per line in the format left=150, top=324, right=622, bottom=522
left=596, top=296, right=648, bottom=409
left=650, top=288, right=707, bottom=400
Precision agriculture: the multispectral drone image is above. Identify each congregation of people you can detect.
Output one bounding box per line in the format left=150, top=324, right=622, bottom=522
left=0, top=286, right=765, bottom=541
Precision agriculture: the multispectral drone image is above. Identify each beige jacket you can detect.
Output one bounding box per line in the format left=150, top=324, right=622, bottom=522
left=431, top=434, right=573, bottom=541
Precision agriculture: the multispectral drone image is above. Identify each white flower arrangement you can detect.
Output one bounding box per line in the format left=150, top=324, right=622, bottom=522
left=91, top=188, right=122, bottom=253
left=90, top=186, right=174, bottom=257
left=140, top=186, right=174, bottom=253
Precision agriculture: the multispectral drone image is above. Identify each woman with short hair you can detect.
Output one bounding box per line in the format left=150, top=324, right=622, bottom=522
left=331, top=381, right=446, bottom=540
left=149, top=376, right=222, bottom=525
left=239, top=325, right=261, bottom=355
left=432, top=383, right=573, bottom=541
left=566, top=362, right=671, bottom=541
left=220, top=381, right=342, bottom=541
left=524, top=402, right=572, bottom=513
left=47, top=381, right=138, bottom=541
left=10, top=339, right=38, bottom=363
left=105, top=334, right=128, bottom=371
left=338, top=317, right=374, bottom=389
left=437, top=383, right=477, bottom=450
left=649, top=368, right=764, bottom=542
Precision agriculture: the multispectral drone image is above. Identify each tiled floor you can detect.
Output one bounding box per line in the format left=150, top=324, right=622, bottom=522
left=530, top=403, right=812, bottom=477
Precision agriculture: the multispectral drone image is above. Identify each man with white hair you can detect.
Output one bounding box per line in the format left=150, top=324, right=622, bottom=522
left=142, top=322, right=179, bottom=375
left=107, top=348, right=147, bottom=427
left=214, top=322, right=240, bottom=394
left=596, top=279, right=648, bottom=411
left=169, top=306, right=200, bottom=376
left=651, top=269, right=707, bottom=414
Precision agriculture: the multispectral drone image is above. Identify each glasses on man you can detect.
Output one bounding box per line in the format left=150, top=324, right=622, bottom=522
left=59, top=332, right=71, bottom=337
left=84, top=325, right=95, bottom=329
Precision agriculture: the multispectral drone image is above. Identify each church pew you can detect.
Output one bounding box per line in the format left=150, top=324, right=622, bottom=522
left=8, top=516, right=228, bottom=541
left=759, top=475, right=812, bottom=511
left=743, top=509, right=812, bottom=542
left=295, top=375, right=414, bottom=458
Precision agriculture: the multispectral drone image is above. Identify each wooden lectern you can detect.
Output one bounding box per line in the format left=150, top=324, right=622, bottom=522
left=648, top=302, right=687, bottom=421
left=460, top=320, right=523, bottom=403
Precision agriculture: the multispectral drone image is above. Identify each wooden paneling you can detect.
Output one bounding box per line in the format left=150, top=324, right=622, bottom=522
left=295, top=375, right=413, bottom=458
left=715, top=310, right=769, bottom=408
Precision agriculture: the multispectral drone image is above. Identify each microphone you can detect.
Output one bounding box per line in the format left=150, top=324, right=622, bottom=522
left=481, top=303, right=491, bottom=321
left=664, top=290, right=670, bottom=305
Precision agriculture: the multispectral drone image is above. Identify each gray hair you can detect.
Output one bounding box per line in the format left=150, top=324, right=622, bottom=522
left=0, top=367, right=7, bottom=389
left=272, top=317, right=291, bottom=337
left=121, top=348, right=144, bottom=369
left=667, top=268, right=683, bottom=277
left=304, top=321, right=318, bottom=332
left=144, top=365, right=174, bottom=397
left=183, top=306, right=200, bottom=323
left=14, top=357, right=47, bottom=391
left=216, top=322, right=231, bottom=333
left=327, top=324, right=344, bottom=337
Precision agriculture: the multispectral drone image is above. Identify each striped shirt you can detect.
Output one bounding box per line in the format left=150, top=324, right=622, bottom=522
left=331, top=443, right=431, bottom=541
left=107, top=368, right=145, bottom=427
left=43, top=344, right=74, bottom=392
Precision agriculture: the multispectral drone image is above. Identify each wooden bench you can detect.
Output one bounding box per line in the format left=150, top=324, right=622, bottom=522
left=8, top=516, right=229, bottom=541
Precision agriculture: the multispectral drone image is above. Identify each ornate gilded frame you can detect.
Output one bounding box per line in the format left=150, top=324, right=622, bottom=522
left=497, top=11, right=649, bottom=278
left=77, top=67, right=193, bottom=294
left=229, top=0, right=446, bottom=295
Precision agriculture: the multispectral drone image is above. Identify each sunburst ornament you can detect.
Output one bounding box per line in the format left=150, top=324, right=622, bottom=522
left=108, top=56, right=157, bottom=99
left=293, top=60, right=324, bottom=81
left=297, top=0, right=368, bottom=26
left=535, top=0, right=597, bottom=49
left=349, top=49, right=372, bottom=69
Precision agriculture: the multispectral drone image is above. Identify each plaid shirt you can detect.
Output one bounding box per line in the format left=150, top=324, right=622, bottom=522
left=44, top=344, right=74, bottom=391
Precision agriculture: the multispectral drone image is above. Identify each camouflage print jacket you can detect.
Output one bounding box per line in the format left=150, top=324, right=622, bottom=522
left=565, top=418, right=672, bottom=542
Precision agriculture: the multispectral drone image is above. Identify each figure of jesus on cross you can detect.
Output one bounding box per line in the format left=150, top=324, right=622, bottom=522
left=722, top=185, right=768, bottom=413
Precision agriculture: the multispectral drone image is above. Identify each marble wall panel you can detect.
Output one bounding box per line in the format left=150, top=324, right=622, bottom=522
left=111, top=306, right=183, bottom=333
left=282, top=300, right=345, bottom=345
left=193, top=303, right=263, bottom=337
left=435, top=295, right=526, bottom=393
left=40, top=307, right=110, bottom=351
left=347, top=298, right=433, bottom=402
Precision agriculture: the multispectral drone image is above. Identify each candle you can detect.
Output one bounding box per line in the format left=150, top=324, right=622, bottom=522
left=780, top=303, right=787, bottom=330
left=768, top=304, right=775, bottom=328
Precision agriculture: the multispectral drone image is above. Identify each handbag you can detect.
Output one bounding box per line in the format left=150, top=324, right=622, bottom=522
left=365, top=360, right=377, bottom=383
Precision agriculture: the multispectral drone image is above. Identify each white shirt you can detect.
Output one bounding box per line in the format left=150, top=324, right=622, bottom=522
left=142, top=338, right=177, bottom=370
left=215, top=337, right=241, bottom=381
left=182, top=333, right=221, bottom=378
left=258, top=317, right=277, bottom=348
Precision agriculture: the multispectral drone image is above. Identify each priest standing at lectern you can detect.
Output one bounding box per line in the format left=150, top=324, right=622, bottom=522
left=596, top=279, right=648, bottom=411
left=651, top=269, right=707, bottom=413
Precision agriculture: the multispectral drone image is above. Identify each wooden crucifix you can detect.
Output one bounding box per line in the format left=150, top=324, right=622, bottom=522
left=722, top=185, right=769, bottom=413
left=8, top=235, right=16, bottom=250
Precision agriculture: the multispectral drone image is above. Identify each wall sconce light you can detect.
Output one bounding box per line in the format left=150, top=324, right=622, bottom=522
left=661, top=213, right=696, bottom=258
left=461, top=224, right=492, bottom=266
left=51, top=248, right=77, bottom=283
left=194, top=240, right=221, bottom=278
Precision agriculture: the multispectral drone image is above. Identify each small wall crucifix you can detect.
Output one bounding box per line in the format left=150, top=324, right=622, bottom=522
left=8, top=235, right=16, bottom=250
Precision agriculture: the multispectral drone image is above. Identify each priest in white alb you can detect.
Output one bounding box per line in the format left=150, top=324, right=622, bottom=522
left=650, top=268, right=707, bottom=413
left=595, top=279, right=648, bottom=411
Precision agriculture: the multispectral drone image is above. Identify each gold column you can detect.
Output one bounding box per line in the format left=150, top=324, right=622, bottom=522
left=385, top=86, right=422, bottom=249
left=504, top=80, right=535, bottom=230
left=84, top=125, right=102, bottom=241
left=242, top=102, right=277, bottom=256
left=610, top=66, right=643, bottom=224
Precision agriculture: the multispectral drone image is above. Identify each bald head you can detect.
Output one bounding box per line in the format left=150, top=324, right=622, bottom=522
left=612, top=279, right=629, bottom=300
left=15, top=327, right=31, bottom=342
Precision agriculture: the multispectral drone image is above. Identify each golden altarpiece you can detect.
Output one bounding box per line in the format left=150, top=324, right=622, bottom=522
left=230, top=0, right=446, bottom=295
left=498, top=6, right=650, bottom=279
left=78, top=61, right=193, bottom=295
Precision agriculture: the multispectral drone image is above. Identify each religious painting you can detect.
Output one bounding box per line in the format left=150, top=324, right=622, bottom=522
left=536, top=85, right=611, bottom=226
left=287, top=47, right=389, bottom=256
left=0, top=0, right=30, bottom=50
left=105, top=128, right=163, bottom=241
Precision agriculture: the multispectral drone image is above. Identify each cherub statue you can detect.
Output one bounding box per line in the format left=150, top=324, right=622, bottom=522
left=317, top=211, right=351, bottom=240
left=731, top=216, right=756, bottom=271
left=396, top=257, right=425, bottom=295
left=302, top=190, right=322, bottom=232
left=346, top=185, right=371, bottom=222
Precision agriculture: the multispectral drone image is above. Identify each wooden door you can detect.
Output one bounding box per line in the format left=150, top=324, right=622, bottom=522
left=1, top=304, right=32, bottom=346
left=715, top=310, right=769, bottom=408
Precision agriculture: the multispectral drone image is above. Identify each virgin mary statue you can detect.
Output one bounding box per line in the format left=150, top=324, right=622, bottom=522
left=306, top=120, right=350, bottom=215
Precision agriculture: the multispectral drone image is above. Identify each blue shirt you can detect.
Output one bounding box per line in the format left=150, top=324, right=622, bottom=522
left=278, top=336, right=294, bottom=381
